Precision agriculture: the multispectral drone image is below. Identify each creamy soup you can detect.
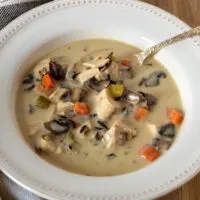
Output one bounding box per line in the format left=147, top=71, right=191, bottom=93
left=16, top=39, right=184, bottom=176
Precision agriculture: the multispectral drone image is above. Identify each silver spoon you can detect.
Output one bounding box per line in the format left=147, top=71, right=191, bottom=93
left=133, top=26, right=200, bottom=66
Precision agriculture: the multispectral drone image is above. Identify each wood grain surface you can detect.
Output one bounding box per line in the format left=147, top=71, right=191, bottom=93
left=140, top=0, right=200, bottom=199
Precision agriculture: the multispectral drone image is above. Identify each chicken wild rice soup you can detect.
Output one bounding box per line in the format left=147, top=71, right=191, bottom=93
left=16, top=39, right=184, bottom=176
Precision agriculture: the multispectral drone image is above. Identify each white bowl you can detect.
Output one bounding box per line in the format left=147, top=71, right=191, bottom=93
left=0, top=0, right=200, bottom=199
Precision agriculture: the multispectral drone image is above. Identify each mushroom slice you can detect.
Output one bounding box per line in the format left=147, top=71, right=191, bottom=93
left=49, top=61, right=66, bottom=80
left=138, top=92, right=157, bottom=110
left=44, top=120, right=70, bottom=135
left=44, top=115, right=75, bottom=135
left=139, top=71, right=167, bottom=87
left=124, top=90, right=142, bottom=105
left=85, top=77, right=110, bottom=92
left=158, top=123, right=175, bottom=138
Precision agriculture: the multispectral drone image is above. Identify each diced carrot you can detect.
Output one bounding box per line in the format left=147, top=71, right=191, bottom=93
left=138, top=144, right=160, bottom=161
left=167, top=108, right=183, bottom=125
left=121, top=59, right=130, bottom=66
left=134, top=107, right=148, bottom=121
left=42, top=73, right=55, bottom=89
left=74, top=102, right=90, bottom=115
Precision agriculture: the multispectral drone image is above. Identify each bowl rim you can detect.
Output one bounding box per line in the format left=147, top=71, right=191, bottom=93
left=0, top=0, right=200, bottom=200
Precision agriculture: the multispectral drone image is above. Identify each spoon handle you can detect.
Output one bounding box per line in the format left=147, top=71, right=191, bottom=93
left=136, top=26, right=200, bottom=65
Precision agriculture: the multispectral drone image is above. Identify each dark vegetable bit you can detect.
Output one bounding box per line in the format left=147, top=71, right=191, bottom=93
left=34, top=146, right=43, bottom=155
left=68, top=145, right=73, bottom=150
left=49, top=61, right=66, bottom=80
left=85, top=77, right=110, bottom=92
left=36, top=96, right=51, bottom=109
left=151, top=137, right=161, bottom=147
left=145, top=63, right=153, bottom=66
left=55, top=115, right=76, bottom=128
left=139, top=71, right=167, bottom=87
left=95, top=127, right=104, bottom=130
left=28, top=104, right=35, bottom=114
left=99, top=52, right=113, bottom=72
left=158, top=123, right=175, bottom=138
left=23, top=74, right=34, bottom=84
left=95, top=132, right=104, bottom=140
left=106, top=153, right=116, bottom=160
left=138, top=92, right=157, bottom=110
left=44, top=115, right=76, bottom=135
left=123, top=89, right=141, bottom=105
left=90, top=113, right=97, bottom=118
left=117, top=132, right=129, bottom=145
left=97, top=121, right=108, bottom=130
left=24, top=84, right=35, bottom=92
left=61, top=89, right=72, bottom=101
left=72, top=71, right=80, bottom=80
left=151, top=137, right=172, bottom=151
left=44, top=120, right=70, bottom=135
left=80, top=125, right=90, bottom=135
left=121, top=105, right=133, bottom=117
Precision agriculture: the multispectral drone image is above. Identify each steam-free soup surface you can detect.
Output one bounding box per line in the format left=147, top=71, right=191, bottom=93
left=16, top=39, right=183, bottom=176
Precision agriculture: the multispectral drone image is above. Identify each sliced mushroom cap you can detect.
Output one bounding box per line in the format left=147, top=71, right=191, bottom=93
left=85, top=77, right=110, bottom=92
left=44, top=120, right=70, bottom=135
left=44, top=116, right=76, bottom=135
left=139, top=71, right=167, bottom=87
left=158, top=123, right=175, bottom=138
left=151, top=137, right=172, bottom=152
left=23, top=74, right=34, bottom=84
left=49, top=61, right=66, bottom=80
left=138, top=92, right=157, bottom=110
left=123, top=89, right=142, bottom=105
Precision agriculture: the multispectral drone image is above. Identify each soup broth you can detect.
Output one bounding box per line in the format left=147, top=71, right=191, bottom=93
left=16, top=39, right=183, bottom=176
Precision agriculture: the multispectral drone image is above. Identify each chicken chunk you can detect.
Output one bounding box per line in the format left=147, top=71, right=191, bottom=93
left=96, top=88, right=121, bottom=120
left=49, top=87, right=68, bottom=103
left=39, top=135, right=56, bottom=152
left=83, top=57, right=110, bottom=69
left=103, top=120, right=137, bottom=148
left=33, top=58, right=51, bottom=79
left=56, top=101, right=74, bottom=115
left=78, top=68, right=100, bottom=83
left=107, top=62, right=120, bottom=81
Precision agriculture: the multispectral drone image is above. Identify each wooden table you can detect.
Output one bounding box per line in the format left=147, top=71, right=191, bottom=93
left=140, top=0, right=200, bottom=199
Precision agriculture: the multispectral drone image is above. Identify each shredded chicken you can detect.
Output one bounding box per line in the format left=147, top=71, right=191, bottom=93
left=96, top=88, right=121, bottom=120
left=33, top=58, right=51, bottom=79
left=103, top=120, right=137, bottom=148
left=83, top=57, right=109, bottom=69
left=49, top=87, right=68, bottom=103
left=78, top=68, right=100, bottom=83
left=56, top=101, right=74, bottom=115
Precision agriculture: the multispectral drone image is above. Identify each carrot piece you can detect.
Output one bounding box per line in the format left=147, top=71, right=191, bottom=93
left=138, top=144, right=160, bottom=161
left=134, top=107, right=148, bottom=121
left=167, top=108, right=183, bottom=125
left=74, top=102, right=90, bottom=115
left=42, top=73, right=55, bottom=89
left=121, top=59, right=130, bottom=66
